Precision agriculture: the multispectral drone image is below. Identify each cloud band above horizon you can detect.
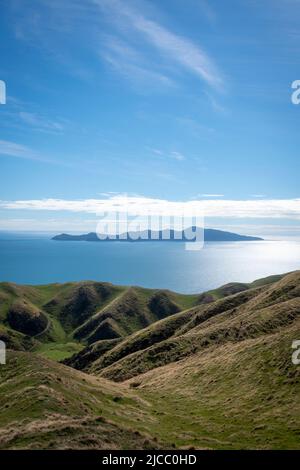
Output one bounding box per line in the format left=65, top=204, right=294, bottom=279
left=1, top=196, right=300, bottom=220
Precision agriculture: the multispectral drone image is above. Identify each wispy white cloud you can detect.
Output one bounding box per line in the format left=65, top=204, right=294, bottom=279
left=131, top=17, right=222, bottom=88
left=1, top=96, right=69, bottom=137
left=0, top=140, right=73, bottom=168
left=149, top=148, right=164, bottom=156
left=96, top=0, right=223, bottom=89
left=170, top=151, right=185, bottom=161
left=204, top=92, right=228, bottom=114
left=19, top=111, right=64, bottom=133
left=103, top=45, right=175, bottom=89
left=1, top=195, right=300, bottom=220
left=10, top=0, right=223, bottom=93
left=0, top=140, right=47, bottom=162
left=148, top=148, right=185, bottom=161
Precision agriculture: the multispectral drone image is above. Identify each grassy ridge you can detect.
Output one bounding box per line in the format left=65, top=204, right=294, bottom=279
left=0, top=272, right=299, bottom=449
left=0, top=274, right=282, bottom=360
left=90, top=273, right=300, bottom=381
left=0, top=281, right=200, bottom=360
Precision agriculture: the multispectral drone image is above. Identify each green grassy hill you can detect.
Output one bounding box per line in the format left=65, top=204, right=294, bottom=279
left=65, top=273, right=292, bottom=379
left=0, top=272, right=299, bottom=449
left=0, top=275, right=282, bottom=361
left=0, top=281, right=199, bottom=360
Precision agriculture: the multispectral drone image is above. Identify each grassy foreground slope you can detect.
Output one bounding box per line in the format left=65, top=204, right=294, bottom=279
left=0, top=350, right=161, bottom=450
left=130, top=321, right=300, bottom=449
left=65, top=272, right=300, bottom=449
left=0, top=272, right=299, bottom=449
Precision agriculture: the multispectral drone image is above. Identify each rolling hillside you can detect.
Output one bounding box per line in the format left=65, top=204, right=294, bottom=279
left=0, top=272, right=299, bottom=449
left=0, top=350, right=161, bottom=450
left=64, top=272, right=300, bottom=449
left=0, top=275, right=281, bottom=360
left=0, top=281, right=199, bottom=360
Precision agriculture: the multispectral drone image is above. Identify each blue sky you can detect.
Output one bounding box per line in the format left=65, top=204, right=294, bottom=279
left=0, top=0, right=300, bottom=237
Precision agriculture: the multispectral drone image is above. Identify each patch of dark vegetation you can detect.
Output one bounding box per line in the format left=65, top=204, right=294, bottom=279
left=181, top=288, right=263, bottom=335
left=85, top=319, right=123, bottom=343
left=218, top=282, right=249, bottom=296
left=63, top=338, right=120, bottom=370
left=7, top=301, right=48, bottom=336
left=58, top=285, right=109, bottom=331
left=148, top=291, right=180, bottom=319
left=74, top=288, right=153, bottom=343
left=0, top=327, right=37, bottom=350
left=88, top=310, right=194, bottom=374
left=44, top=282, right=115, bottom=332
left=197, top=293, right=215, bottom=304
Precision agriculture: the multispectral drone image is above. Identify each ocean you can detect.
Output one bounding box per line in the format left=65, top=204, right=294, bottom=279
left=0, top=232, right=300, bottom=293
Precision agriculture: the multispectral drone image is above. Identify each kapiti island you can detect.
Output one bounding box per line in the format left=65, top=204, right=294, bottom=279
left=52, top=228, right=263, bottom=243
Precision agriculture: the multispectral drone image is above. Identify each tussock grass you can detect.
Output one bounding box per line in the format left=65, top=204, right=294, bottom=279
left=0, top=272, right=299, bottom=449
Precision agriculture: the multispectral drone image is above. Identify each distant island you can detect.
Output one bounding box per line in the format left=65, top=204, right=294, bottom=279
left=52, top=228, right=263, bottom=242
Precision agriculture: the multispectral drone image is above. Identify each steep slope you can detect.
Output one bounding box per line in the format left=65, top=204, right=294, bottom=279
left=65, top=308, right=195, bottom=373
left=197, top=274, right=284, bottom=304
left=127, top=320, right=300, bottom=449
left=0, top=273, right=290, bottom=364
left=75, top=272, right=300, bottom=382
left=0, top=272, right=299, bottom=450
left=64, top=275, right=287, bottom=373
left=42, top=281, right=124, bottom=334
left=7, top=300, right=48, bottom=336
left=0, top=350, right=161, bottom=450
left=73, top=288, right=183, bottom=344
left=65, top=287, right=263, bottom=375
left=0, top=281, right=198, bottom=360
